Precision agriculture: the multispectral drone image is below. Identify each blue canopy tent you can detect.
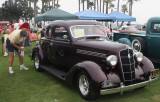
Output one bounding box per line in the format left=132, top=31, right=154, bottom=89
left=74, top=9, right=116, bottom=21
left=109, top=11, right=136, bottom=21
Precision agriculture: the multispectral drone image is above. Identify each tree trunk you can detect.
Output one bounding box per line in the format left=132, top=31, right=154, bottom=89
left=34, top=0, right=37, bottom=17
left=97, top=0, right=99, bottom=11
left=87, top=0, right=89, bottom=9
left=54, top=0, right=55, bottom=8
left=57, top=0, right=58, bottom=7
left=129, top=0, right=133, bottom=16
left=94, top=0, right=96, bottom=11
left=103, top=0, right=104, bottom=13
left=29, top=1, right=31, bottom=7
left=83, top=0, right=84, bottom=10
left=100, top=0, right=101, bottom=12
left=106, top=0, right=108, bottom=14
left=79, top=0, right=80, bottom=11
left=52, top=0, right=53, bottom=8
left=42, top=0, right=44, bottom=13
left=117, top=0, right=120, bottom=11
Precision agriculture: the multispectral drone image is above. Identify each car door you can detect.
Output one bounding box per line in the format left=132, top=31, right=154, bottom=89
left=48, top=26, right=76, bottom=70
left=146, top=22, right=160, bottom=59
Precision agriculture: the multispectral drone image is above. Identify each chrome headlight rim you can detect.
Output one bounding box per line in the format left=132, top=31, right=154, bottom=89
left=106, top=55, right=118, bottom=67
left=135, top=52, right=143, bottom=62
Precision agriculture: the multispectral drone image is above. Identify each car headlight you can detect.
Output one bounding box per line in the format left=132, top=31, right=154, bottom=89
left=106, top=55, right=118, bottom=67
left=135, top=52, right=143, bottom=62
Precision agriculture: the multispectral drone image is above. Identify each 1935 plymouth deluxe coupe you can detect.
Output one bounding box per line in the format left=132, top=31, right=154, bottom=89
left=31, top=20, right=159, bottom=100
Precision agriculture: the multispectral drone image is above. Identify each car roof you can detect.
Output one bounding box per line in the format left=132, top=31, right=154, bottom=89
left=47, top=20, right=103, bottom=27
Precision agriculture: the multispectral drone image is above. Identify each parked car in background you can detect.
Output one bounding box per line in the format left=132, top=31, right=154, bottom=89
left=119, top=26, right=145, bottom=34
left=114, top=17, right=160, bottom=63
left=0, top=21, right=10, bottom=34
left=31, top=20, right=159, bottom=100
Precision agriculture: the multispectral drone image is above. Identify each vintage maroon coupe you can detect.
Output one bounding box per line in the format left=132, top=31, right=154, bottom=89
left=31, top=20, right=159, bottom=100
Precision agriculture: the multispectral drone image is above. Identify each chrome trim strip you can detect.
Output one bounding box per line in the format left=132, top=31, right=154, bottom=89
left=100, top=77, right=159, bottom=95
left=77, top=49, right=107, bottom=58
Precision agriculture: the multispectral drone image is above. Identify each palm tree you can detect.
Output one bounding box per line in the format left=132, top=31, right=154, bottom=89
left=121, top=4, right=128, bottom=14
left=127, top=0, right=140, bottom=16
left=88, top=1, right=94, bottom=10
left=109, top=3, right=115, bottom=12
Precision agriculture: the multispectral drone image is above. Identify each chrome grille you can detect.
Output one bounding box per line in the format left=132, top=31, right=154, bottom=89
left=119, top=49, right=136, bottom=85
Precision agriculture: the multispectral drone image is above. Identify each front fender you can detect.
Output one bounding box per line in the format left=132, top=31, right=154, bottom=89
left=140, top=56, right=154, bottom=74
left=31, top=44, right=44, bottom=60
left=65, top=61, right=107, bottom=87
left=117, top=38, right=131, bottom=46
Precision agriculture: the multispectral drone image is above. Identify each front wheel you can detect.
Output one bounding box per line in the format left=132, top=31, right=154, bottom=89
left=77, top=71, right=99, bottom=101
left=34, top=52, right=42, bottom=72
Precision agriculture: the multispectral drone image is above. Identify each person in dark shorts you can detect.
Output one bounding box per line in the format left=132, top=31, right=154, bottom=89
left=6, top=30, right=29, bottom=74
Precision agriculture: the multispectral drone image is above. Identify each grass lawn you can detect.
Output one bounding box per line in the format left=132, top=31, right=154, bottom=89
left=0, top=34, right=160, bottom=102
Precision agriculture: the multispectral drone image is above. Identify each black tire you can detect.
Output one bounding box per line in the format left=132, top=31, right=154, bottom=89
left=131, top=37, right=146, bottom=53
left=77, top=70, right=99, bottom=101
left=34, top=52, right=42, bottom=72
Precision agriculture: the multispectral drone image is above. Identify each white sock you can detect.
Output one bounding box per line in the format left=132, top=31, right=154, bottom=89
left=20, top=64, right=24, bottom=68
left=9, top=67, right=12, bottom=71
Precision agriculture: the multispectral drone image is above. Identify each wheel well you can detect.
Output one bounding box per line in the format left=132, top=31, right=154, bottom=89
left=72, top=69, right=80, bottom=87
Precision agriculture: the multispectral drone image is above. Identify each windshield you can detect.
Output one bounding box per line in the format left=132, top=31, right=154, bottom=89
left=70, top=25, right=107, bottom=38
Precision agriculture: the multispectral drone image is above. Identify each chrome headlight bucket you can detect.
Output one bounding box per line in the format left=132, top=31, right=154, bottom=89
left=135, top=52, right=143, bottom=62
left=106, top=55, right=118, bottom=67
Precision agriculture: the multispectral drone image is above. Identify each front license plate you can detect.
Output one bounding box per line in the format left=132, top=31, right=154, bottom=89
left=150, top=69, right=159, bottom=79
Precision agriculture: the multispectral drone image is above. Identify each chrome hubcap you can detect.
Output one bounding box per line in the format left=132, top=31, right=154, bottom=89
left=34, top=55, right=39, bottom=69
left=79, top=75, right=89, bottom=96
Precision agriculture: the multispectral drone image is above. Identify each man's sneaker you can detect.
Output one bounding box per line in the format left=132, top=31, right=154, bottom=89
left=9, top=69, right=14, bottom=74
left=4, top=52, right=8, bottom=56
left=20, top=66, right=29, bottom=70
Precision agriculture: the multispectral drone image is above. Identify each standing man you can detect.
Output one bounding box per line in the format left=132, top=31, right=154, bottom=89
left=6, top=30, right=29, bottom=74
left=2, top=29, right=11, bottom=56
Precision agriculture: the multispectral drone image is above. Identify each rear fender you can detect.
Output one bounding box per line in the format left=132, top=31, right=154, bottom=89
left=65, top=61, right=107, bottom=87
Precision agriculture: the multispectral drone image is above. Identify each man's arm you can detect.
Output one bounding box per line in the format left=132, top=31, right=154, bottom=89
left=21, top=40, right=25, bottom=47
left=10, top=42, right=24, bottom=51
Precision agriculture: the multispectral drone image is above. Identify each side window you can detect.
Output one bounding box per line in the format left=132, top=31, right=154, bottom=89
left=53, top=26, right=69, bottom=40
left=151, top=22, right=160, bottom=33
left=46, top=26, right=52, bottom=38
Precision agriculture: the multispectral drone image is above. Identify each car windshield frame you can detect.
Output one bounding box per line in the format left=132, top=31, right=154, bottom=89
left=70, top=25, right=108, bottom=39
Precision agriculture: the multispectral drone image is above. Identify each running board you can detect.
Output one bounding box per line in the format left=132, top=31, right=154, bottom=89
left=40, top=65, right=66, bottom=80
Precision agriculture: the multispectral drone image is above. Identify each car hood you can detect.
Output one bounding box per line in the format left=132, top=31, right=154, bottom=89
left=73, top=40, right=127, bottom=55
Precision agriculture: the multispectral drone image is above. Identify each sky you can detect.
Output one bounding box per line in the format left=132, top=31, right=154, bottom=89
left=0, top=0, right=160, bottom=24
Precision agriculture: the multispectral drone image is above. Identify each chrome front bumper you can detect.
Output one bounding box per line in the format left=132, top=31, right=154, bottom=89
left=100, top=77, right=159, bottom=95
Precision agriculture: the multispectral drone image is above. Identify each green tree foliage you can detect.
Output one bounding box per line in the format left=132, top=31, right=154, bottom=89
left=0, top=0, right=34, bottom=22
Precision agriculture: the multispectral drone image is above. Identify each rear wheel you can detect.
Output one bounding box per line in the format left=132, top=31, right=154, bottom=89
left=34, top=52, right=42, bottom=71
left=77, top=71, right=99, bottom=101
